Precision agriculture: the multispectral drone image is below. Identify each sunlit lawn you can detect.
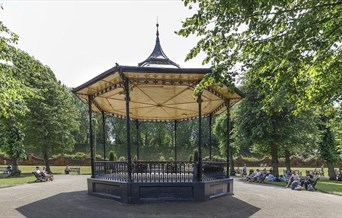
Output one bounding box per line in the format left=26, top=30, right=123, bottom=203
left=236, top=166, right=337, bottom=177
left=1, top=165, right=341, bottom=196
left=261, top=179, right=342, bottom=196
left=9, top=165, right=92, bottom=175
left=236, top=169, right=342, bottom=196
left=0, top=174, right=35, bottom=188
left=0, top=165, right=91, bottom=188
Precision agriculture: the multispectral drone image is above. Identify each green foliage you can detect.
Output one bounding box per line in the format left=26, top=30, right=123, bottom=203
left=104, top=117, right=219, bottom=161
left=193, top=149, right=199, bottom=162
left=178, top=0, right=342, bottom=112
left=118, top=156, right=126, bottom=161
left=0, top=22, right=33, bottom=119
left=0, top=119, right=26, bottom=160
left=109, top=151, right=117, bottom=161
left=159, top=155, right=166, bottom=161
left=189, top=154, right=193, bottom=162
left=203, top=155, right=225, bottom=162
left=8, top=49, right=80, bottom=164
left=52, top=152, right=88, bottom=161
left=232, top=79, right=319, bottom=157
left=318, top=108, right=340, bottom=164
left=213, top=114, right=240, bottom=158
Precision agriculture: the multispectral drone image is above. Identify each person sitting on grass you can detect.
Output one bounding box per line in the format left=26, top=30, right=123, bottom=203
left=246, top=170, right=256, bottom=182
left=286, top=171, right=300, bottom=188
left=301, top=172, right=314, bottom=190
left=267, top=173, right=275, bottom=182
left=278, top=175, right=286, bottom=182
left=338, top=170, right=342, bottom=181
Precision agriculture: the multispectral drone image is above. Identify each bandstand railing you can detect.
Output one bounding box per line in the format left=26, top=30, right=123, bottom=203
left=94, top=161, right=228, bottom=182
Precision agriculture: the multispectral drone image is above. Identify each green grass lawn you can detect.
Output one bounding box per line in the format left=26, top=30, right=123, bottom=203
left=234, top=166, right=342, bottom=196
left=0, top=165, right=91, bottom=188
left=0, top=174, right=35, bottom=188
left=0, top=165, right=91, bottom=175
left=237, top=166, right=338, bottom=177
left=243, top=176, right=342, bottom=196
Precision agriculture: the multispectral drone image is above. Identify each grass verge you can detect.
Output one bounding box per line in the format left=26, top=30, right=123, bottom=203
left=0, top=174, right=35, bottom=188
left=0, top=165, right=91, bottom=188
left=262, top=178, right=342, bottom=196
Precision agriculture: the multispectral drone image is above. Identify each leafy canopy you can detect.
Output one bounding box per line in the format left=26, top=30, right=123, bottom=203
left=178, top=0, right=342, bottom=112
left=0, top=22, right=34, bottom=118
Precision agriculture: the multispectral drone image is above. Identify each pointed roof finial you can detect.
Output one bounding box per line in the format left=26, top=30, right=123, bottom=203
left=156, top=17, right=159, bottom=37
left=138, top=22, right=180, bottom=68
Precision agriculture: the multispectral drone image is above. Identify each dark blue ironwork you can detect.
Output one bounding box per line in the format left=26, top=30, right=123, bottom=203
left=93, top=161, right=227, bottom=183
left=88, top=95, right=95, bottom=178
left=174, top=120, right=177, bottom=161
left=226, top=100, right=231, bottom=177
left=102, top=111, right=106, bottom=160
left=197, top=94, right=203, bottom=181
left=136, top=120, right=140, bottom=160
left=138, top=23, right=180, bottom=68
left=209, top=113, right=213, bottom=160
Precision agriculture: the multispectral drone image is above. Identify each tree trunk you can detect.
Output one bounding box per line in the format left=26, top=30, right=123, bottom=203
left=270, top=144, right=279, bottom=181
left=284, top=149, right=291, bottom=172
left=10, top=157, right=21, bottom=176
left=42, top=145, right=51, bottom=174
left=327, top=161, right=336, bottom=180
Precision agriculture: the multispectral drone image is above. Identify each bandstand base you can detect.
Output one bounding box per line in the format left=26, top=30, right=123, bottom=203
left=87, top=178, right=233, bottom=204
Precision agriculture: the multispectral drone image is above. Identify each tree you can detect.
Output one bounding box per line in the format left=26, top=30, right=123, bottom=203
left=0, top=119, right=25, bottom=176
left=0, top=22, right=33, bottom=118
left=213, top=114, right=236, bottom=175
left=178, top=0, right=342, bottom=112
left=318, top=106, right=341, bottom=180
left=232, top=77, right=319, bottom=179
left=10, top=50, right=79, bottom=173
left=0, top=22, right=36, bottom=175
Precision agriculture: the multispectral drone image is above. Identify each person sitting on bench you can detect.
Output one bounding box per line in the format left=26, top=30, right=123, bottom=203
left=64, top=165, right=71, bottom=174
left=42, top=167, right=53, bottom=181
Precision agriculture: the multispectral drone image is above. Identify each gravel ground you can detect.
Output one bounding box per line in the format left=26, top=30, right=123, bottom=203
left=0, top=175, right=341, bottom=218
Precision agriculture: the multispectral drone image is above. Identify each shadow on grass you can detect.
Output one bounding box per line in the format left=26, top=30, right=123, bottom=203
left=17, top=191, right=260, bottom=218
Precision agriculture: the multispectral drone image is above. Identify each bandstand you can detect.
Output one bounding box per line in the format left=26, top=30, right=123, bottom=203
left=73, top=24, right=243, bottom=203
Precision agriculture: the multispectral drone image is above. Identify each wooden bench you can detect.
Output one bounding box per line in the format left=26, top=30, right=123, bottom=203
left=32, top=171, right=54, bottom=182
left=1, top=167, right=11, bottom=174
left=283, top=169, right=302, bottom=176
left=69, top=167, right=81, bottom=175
left=32, top=171, right=47, bottom=182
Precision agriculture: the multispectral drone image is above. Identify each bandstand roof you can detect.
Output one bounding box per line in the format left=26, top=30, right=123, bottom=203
left=73, top=24, right=243, bottom=121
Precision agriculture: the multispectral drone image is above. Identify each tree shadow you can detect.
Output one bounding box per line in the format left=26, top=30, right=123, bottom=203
left=17, top=191, right=259, bottom=218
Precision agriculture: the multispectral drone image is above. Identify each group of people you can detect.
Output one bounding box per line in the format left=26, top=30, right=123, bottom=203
left=35, top=166, right=54, bottom=181
left=285, top=170, right=316, bottom=191
left=246, top=169, right=266, bottom=182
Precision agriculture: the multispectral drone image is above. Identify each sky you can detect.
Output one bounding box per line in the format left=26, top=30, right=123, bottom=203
left=0, top=1, right=206, bottom=88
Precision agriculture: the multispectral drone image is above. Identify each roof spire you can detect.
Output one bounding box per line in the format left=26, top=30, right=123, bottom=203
left=156, top=18, right=159, bottom=37
left=138, top=22, right=180, bottom=68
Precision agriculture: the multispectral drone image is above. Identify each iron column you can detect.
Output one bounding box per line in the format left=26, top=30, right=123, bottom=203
left=197, top=93, right=203, bottom=181
left=88, top=95, right=95, bottom=178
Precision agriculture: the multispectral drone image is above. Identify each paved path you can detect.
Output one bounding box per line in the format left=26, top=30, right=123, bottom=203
left=0, top=175, right=341, bottom=218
